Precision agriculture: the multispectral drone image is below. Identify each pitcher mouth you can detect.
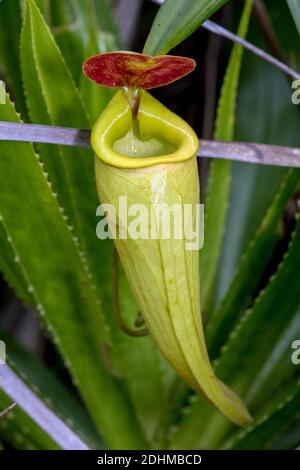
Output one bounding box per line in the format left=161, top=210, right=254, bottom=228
left=91, top=90, right=199, bottom=169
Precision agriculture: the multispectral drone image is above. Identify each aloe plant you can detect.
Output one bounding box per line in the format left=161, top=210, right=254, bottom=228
left=0, top=0, right=299, bottom=450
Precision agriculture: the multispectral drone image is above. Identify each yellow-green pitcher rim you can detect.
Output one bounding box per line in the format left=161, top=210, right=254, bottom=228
left=91, top=90, right=199, bottom=169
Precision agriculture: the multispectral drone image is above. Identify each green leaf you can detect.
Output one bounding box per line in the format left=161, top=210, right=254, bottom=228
left=24, top=0, right=89, bottom=128
left=244, top=311, right=300, bottom=409
left=143, top=0, right=229, bottom=55
left=272, top=421, right=300, bottom=449
left=49, top=0, right=85, bottom=83
left=168, top=2, right=254, bottom=448
left=216, top=1, right=300, bottom=303
left=206, top=170, right=300, bottom=359
left=170, top=202, right=300, bottom=450
left=116, top=268, right=177, bottom=447
left=75, top=0, right=120, bottom=122
left=0, top=391, right=59, bottom=450
left=216, top=205, right=300, bottom=392
left=222, top=380, right=300, bottom=449
left=0, top=221, right=35, bottom=308
left=29, top=0, right=51, bottom=19
left=21, top=0, right=116, bottom=334
left=20, top=7, right=70, bottom=214
left=21, top=0, right=171, bottom=446
left=0, top=0, right=27, bottom=117
left=215, top=164, right=286, bottom=305
left=287, top=0, right=300, bottom=36
left=200, top=0, right=253, bottom=317
left=0, top=93, right=148, bottom=449
left=1, top=334, right=103, bottom=449
left=215, top=205, right=300, bottom=444
left=74, top=0, right=120, bottom=44
left=79, top=28, right=116, bottom=123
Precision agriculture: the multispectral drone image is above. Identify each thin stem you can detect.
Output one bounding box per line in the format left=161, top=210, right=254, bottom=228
left=112, top=246, right=149, bottom=337
left=2, top=122, right=300, bottom=169
left=203, top=19, right=300, bottom=80
left=0, top=121, right=91, bottom=147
